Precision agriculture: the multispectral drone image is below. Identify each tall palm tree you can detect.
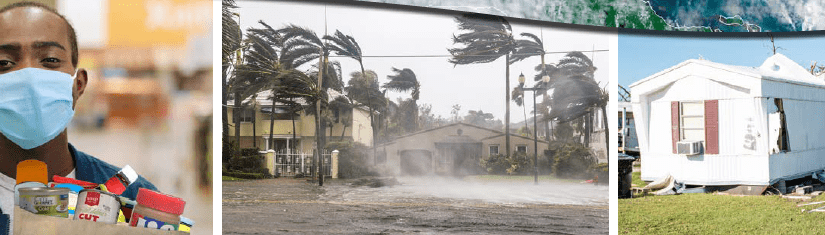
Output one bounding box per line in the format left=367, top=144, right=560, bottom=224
left=346, top=70, right=386, bottom=148
left=449, top=13, right=518, bottom=157
left=278, top=24, right=330, bottom=183
left=511, top=32, right=555, bottom=142
left=543, top=52, right=606, bottom=154
left=329, top=96, right=353, bottom=141
left=222, top=0, right=241, bottom=147
left=383, top=67, right=420, bottom=132
left=323, top=30, right=385, bottom=161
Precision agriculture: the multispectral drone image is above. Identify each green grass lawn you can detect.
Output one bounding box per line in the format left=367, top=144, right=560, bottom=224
left=620, top=193, right=825, bottom=234
left=631, top=171, right=648, bottom=188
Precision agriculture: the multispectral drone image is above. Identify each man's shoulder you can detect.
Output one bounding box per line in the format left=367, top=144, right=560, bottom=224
left=69, top=143, right=157, bottom=200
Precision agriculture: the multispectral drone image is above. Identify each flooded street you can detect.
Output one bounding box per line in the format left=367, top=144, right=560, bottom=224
left=223, top=177, right=607, bottom=234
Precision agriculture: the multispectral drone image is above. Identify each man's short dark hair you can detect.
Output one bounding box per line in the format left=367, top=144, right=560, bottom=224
left=0, top=1, right=78, bottom=67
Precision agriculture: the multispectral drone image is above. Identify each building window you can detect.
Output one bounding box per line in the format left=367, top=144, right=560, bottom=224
left=261, top=106, right=298, bottom=120
left=679, top=101, right=704, bottom=141
left=516, top=145, right=527, bottom=153
left=489, top=145, right=500, bottom=155
left=237, top=108, right=255, bottom=123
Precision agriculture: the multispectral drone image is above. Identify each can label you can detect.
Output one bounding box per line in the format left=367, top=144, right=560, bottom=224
left=18, top=194, right=68, bottom=218
left=74, top=190, right=120, bottom=224
left=130, top=212, right=179, bottom=231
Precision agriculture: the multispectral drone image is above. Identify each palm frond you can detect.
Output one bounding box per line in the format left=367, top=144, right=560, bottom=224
left=448, top=13, right=516, bottom=66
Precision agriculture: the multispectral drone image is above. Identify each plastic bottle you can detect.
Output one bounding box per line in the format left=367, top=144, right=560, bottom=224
left=129, top=188, right=186, bottom=231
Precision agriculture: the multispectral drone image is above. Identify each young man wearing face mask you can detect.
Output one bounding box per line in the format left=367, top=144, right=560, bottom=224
left=0, top=2, right=157, bottom=231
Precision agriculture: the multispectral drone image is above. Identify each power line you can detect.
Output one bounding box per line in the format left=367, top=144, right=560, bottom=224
left=325, top=49, right=610, bottom=58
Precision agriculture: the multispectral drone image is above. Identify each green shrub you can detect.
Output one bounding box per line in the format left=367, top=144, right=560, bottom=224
left=589, top=162, right=609, bottom=184
left=228, top=155, right=265, bottom=172
left=480, top=154, right=510, bottom=174
left=506, top=151, right=533, bottom=175
left=222, top=139, right=237, bottom=166
left=222, top=171, right=265, bottom=179
left=327, top=141, right=376, bottom=178
left=480, top=152, right=538, bottom=175
left=240, top=148, right=261, bottom=156
left=552, top=142, right=596, bottom=179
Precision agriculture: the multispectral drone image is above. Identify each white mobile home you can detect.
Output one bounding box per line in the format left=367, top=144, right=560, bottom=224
left=630, top=54, right=825, bottom=187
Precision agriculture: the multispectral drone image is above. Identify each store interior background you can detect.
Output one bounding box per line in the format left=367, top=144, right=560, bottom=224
left=0, top=0, right=213, bottom=234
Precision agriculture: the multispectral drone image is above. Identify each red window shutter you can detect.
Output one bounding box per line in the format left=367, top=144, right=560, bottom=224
left=705, top=100, right=719, bottom=154
left=672, top=101, right=679, bottom=154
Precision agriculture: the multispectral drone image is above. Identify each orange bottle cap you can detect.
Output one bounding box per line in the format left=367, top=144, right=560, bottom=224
left=16, top=159, right=48, bottom=185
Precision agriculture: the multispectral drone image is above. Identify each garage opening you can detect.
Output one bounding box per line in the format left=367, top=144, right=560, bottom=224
left=400, top=150, right=433, bottom=176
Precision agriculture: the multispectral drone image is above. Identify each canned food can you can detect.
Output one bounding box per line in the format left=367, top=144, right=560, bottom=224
left=17, top=187, right=69, bottom=218
left=74, top=189, right=122, bottom=224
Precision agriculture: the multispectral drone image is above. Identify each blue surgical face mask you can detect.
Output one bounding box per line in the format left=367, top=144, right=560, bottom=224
left=0, top=68, right=76, bottom=149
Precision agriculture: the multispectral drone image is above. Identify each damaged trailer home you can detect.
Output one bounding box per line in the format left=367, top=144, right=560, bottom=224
left=630, top=54, right=825, bottom=194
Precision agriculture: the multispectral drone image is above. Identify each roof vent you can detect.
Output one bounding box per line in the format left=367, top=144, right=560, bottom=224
left=772, top=63, right=781, bottom=71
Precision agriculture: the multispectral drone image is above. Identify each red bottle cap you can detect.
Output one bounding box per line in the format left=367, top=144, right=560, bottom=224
left=135, top=188, right=185, bottom=215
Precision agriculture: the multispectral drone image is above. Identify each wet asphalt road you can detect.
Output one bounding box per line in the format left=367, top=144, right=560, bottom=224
left=223, top=177, right=607, bottom=234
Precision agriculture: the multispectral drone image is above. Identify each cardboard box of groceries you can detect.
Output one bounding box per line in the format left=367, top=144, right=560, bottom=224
left=13, top=208, right=186, bottom=235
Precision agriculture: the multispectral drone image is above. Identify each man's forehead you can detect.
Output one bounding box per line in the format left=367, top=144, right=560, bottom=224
left=0, top=6, right=69, bottom=47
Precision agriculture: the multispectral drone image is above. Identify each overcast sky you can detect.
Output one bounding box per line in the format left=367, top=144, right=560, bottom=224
left=235, top=0, right=611, bottom=123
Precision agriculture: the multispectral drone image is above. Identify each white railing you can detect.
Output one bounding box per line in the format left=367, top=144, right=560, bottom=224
left=273, top=149, right=331, bottom=177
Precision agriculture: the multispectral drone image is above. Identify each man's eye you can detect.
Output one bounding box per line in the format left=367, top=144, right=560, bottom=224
left=0, top=60, right=14, bottom=69
left=42, top=58, right=61, bottom=63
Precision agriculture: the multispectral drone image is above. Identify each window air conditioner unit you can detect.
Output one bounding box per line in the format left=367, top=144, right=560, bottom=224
left=677, top=141, right=703, bottom=155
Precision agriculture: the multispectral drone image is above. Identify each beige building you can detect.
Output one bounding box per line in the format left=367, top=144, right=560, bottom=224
left=227, top=90, right=373, bottom=152
left=375, top=122, right=550, bottom=176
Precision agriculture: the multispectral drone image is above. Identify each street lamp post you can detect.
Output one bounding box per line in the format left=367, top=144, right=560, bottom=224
left=519, top=73, right=550, bottom=185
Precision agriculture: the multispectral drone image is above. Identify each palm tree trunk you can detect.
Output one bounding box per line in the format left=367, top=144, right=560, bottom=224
left=541, top=55, right=551, bottom=143
left=360, top=63, right=378, bottom=165
left=234, top=91, right=242, bottom=155
left=505, top=54, right=511, bottom=157
left=340, top=123, right=347, bottom=141
left=252, top=105, right=257, bottom=149
left=269, top=95, right=276, bottom=151
left=291, top=100, right=297, bottom=152
left=315, top=50, right=325, bottom=186
left=523, top=103, right=528, bottom=136
left=222, top=65, right=229, bottom=147
left=584, top=110, right=591, bottom=147
left=601, top=105, right=609, bottom=162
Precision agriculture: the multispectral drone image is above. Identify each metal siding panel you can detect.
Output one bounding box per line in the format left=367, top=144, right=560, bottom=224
left=705, top=100, right=719, bottom=154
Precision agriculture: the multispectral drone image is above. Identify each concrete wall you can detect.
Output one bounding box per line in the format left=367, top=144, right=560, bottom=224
left=379, top=123, right=551, bottom=176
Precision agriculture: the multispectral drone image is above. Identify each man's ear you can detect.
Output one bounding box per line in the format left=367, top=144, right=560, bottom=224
left=72, top=68, right=88, bottom=109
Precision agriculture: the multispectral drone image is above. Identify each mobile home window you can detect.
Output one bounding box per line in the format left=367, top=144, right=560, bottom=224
left=489, top=145, right=500, bottom=155
left=680, top=101, right=704, bottom=141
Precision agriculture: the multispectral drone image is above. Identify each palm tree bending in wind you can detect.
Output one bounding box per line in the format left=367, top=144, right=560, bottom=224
left=383, top=67, right=420, bottom=132
left=448, top=13, right=518, bottom=157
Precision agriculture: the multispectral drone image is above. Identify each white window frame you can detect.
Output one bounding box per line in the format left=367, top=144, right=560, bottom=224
left=489, top=145, right=500, bottom=155
left=679, top=101, right=705, bottom=141
left=516, top=145, right=527, bottom=153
